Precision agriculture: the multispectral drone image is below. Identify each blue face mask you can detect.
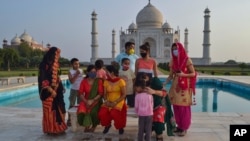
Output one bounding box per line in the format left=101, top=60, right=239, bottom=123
left=88, top=72, right=96, bottom=78
left=173, top=50, right=178, bottom=56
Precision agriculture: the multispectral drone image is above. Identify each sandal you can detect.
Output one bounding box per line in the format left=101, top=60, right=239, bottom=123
left=89, top=126, right=97, bottom=132
left=103, top=125, right=111, bottom=134
left=173, top=127, right=181, bottom=133
left=178, top=130, right=187, bottom=136
left=156, top=137, right=164, bottom=141
left=84, top=127, right=91, bottom=132
left=66, top=119, right=71, bottom=126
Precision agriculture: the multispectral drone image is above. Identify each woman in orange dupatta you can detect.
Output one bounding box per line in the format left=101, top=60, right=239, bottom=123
left=165, top=42, right=197, bottom=136
left=98, top=65, right=127, bottom=135
left=38, top=47, right=67, bottom=135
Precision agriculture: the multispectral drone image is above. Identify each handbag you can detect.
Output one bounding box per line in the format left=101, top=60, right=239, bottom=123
left=153, top=105, right=166, bottom=123
left=77, top=101, right=87, bottom=114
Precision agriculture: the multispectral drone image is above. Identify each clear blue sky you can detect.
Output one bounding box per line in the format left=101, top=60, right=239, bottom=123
left=1, top=0, right=250, bottom=63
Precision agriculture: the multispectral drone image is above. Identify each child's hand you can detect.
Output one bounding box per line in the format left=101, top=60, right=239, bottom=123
left=76, top=69, right=80, bottom=75
left=143, top=87, right=156, bottom=95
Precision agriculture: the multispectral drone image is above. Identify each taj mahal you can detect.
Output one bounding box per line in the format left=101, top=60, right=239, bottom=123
left=90, top=1, right=211, bottom=65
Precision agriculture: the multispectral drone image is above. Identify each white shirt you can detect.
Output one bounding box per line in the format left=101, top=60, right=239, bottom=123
left=69, top=69, right=83, bottom=90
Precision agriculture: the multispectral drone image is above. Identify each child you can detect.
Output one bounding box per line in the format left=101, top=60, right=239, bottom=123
left=67, top=58, right=83, bottom=126
left=119, top=58, right=136, bottom=107
left=134, top=73, right=153, bottom=141
left=95, top=59, right=107, bottom=80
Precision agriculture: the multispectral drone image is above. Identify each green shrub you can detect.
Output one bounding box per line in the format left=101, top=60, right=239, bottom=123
left=32, top=73, right=36, bottom=76
left=211, top=71, right=215, bottom=75
left=240, top=72, right=248, bottom=76
left=19, top=73, right=24, bottom=76
left=224, top=72, right=231, bottom=75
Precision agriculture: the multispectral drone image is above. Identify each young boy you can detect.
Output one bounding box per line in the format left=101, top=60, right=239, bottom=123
left=119, top=58, right=136, bottom=107
left=67, top=58, right=83, bottom=126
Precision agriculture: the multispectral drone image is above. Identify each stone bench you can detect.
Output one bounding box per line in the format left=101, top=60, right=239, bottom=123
left=0, top=77, right=25, bottom=85
left=68, top=107, right=137, bottom=132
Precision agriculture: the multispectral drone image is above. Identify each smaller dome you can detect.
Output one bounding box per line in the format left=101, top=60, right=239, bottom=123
left=11, top=35, right=21, bottom=45
left=31, top=38, right=38, bottom=44
left=19, top=31, right=32, bottom=43
left=162, top=21, right=171, bottom=29
left=3, top=38, right=7, bottom=43
left=128, top=22, right=137, bottom=30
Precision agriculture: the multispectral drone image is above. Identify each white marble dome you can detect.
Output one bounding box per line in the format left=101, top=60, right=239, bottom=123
left=128, top=22, right=137, bottom=30
left=19, top=31, right=32, bottom=43
left=162, top=21, right=171, bottom=29
left=136, top=2, right=163, bottom=28
left=11, top=35, right=21, bottom=45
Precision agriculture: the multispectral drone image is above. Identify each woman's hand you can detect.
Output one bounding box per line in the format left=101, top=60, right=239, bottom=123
left=87, top=99, right=94, bottom=107
left=176, top=71, right=184, bottom=77
left=104, top=101, right=117, bottom=107
left=143, top=87, right=156, bottom=95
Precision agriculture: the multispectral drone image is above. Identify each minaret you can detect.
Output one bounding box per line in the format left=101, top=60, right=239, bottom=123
left=202, top=7, right=211, bottom=64
left=111, top=29, right=116, bottom=59
left=184, top=28, right=188, bottom=54
left=90, top=11, right=98, bottom=64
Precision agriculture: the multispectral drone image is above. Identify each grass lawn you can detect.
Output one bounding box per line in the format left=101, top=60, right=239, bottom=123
left=0, top=66, right=249, bottom=77
left=0, top=67, right=86, bottom=77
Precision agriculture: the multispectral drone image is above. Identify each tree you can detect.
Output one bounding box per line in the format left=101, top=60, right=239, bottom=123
left=2, top=48, right=19, bottom=71
left=0, top=48, right=4, bottom=68
left=19, top=57, right=30, bottom=69
left=18, top=42, right=32, bottom=58
left=30, top=56, right=43, bottom=68
left=239, top=63, right=247, bottom=70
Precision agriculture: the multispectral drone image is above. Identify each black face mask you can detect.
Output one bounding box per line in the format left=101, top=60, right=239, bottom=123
left=140, top=53, right=147, bottom=58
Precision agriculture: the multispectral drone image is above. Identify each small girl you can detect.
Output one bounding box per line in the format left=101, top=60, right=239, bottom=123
left=95, top=59, right=107, bottom=80
left=134, top=73, right=153, bottom=141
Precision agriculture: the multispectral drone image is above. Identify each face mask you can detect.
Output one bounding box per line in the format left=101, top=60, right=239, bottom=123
left=128, top=49, right=135, bottom=55
left=173, top=50, right=178, bottom=56
left=122, top=64, right=129, bottom=70
left=140, top=53, right=147, bottom=58
left=88, top=72, right=96, bottom=78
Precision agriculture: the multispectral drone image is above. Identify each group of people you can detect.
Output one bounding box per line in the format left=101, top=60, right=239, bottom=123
left=37, top=41, right=197, bottom=141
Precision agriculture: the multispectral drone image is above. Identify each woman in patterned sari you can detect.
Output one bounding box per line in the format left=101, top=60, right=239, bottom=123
left=77, top=65, right=103, bottom=132
left=38, top=47, right=67, bottom=135
left=165, top=42, right=197, bottom=136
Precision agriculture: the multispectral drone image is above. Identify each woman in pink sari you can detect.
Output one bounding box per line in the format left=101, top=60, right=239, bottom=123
left=164, top=42, right=197, bottom=136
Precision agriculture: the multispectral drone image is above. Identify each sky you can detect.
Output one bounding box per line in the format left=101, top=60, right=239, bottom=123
left=1, top=0, right=250, bottom=63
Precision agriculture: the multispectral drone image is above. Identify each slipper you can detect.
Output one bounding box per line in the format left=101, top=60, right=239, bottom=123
left=66, top=120, right=71, bottom=126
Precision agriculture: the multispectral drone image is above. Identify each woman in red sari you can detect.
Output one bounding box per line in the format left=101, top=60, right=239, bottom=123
left=77, top=65, right=103, bottom=132
left=98, top=65, right=127, bottom=135
left=38, top=47, right=67, bottom=135
left=165, top=42, right=197, bottom=136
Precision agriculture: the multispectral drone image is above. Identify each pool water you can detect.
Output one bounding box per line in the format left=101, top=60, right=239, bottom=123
left=0, top=79, right=250, bottom=112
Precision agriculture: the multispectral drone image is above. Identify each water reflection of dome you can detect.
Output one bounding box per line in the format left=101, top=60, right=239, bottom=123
left=136, top=2, right=163, bottom=28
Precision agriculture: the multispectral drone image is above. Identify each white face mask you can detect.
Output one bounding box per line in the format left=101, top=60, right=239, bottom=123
left=173, top=50, right=178, bottom=56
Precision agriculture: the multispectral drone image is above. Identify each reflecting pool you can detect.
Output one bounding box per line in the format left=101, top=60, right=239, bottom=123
left=0, top=79, right=249, bottom=112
